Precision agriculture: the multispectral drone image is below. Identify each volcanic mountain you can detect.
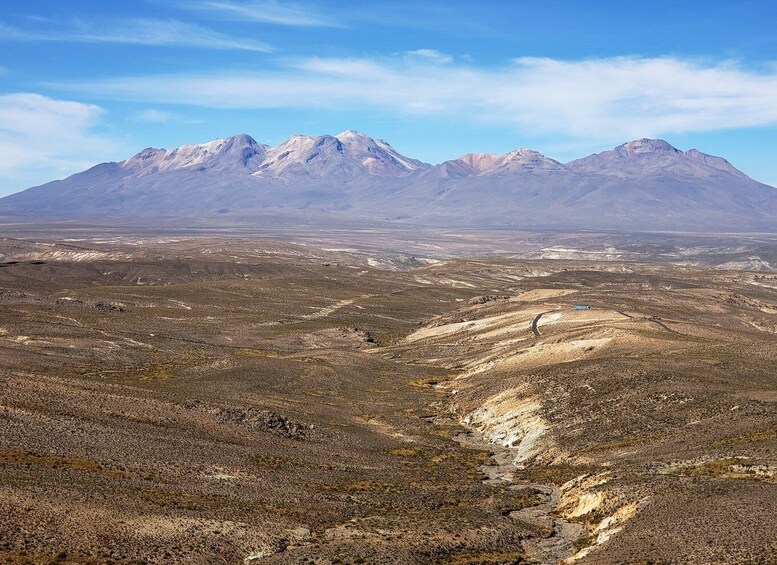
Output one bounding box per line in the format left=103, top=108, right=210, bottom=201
left=2, top=132, right=775, bottom=231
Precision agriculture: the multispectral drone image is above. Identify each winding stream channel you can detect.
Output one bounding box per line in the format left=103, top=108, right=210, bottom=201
left=454, top=425, right=583, bottom=564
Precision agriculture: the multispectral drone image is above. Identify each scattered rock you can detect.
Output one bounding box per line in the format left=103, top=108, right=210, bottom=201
left=94, top=302, right=126, bottom=313
left=468, top=295, right=510, bottom=305
left=211, top=407, right=308, bottom=439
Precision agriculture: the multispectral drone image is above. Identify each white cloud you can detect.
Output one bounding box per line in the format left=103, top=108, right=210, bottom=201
left=192, top=0, right=344, bottom=27
left=0, top=18, right=272, bottom=51
left=57, top=55, right=777, bottom=141
left=0, top=93, right=123, bottom=193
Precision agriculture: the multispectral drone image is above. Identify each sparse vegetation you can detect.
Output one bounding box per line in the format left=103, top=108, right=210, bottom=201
left=0, top=235, right=775, bottom=564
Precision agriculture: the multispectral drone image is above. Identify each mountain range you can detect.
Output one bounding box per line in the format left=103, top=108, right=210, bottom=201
left=2, top=131, right=776, bottom=231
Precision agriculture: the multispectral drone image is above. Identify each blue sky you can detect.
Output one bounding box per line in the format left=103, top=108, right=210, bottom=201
left=2, top=0, right=777, bottom=195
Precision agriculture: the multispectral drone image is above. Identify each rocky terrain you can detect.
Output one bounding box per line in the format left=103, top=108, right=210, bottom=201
left=0, top=235, right=776, bottom=564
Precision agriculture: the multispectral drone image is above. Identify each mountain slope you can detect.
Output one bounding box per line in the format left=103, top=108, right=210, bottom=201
left=355, top=139, right=777, bottom=230
left=0, top=132, right=427, bottom=218
left=1, top=134, right=775, bottom=231
left=122, top=134, right=269, bottom=176
left=567, top=139, right=748, bottom=180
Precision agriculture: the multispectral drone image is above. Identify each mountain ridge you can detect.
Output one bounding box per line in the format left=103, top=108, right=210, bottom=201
left=1, top=132, right=775, bottom=232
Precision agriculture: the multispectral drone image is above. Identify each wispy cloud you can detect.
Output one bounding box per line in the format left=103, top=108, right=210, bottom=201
left=0, top=93, right=124, bottom=192
left=191, top=0, right=344, bottom=27
left=131, top=108, right=201, bottom=124
left=55, top=55, right=777, bottom=142
left=0, top=18, right=272, bottom=51
left=0, top=22, right=31, bottom=40
left=134, top=109, right=174, bottom=123
left=405, top=49, right=454, bottom=64
left=185, top=1, right=487, bottom=32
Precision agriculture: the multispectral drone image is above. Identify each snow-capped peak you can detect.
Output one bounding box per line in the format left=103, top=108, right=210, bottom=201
left=619, top=138, right=680, bottom=156
left=334, top=130, right=428, bottom=175
left=254, top=134, right=351, bottom=178
left=122, top=131, right=428, bottom=179
left=335, top=130, right=372, bottom=143
left=122, top=134, right=267, bottom=175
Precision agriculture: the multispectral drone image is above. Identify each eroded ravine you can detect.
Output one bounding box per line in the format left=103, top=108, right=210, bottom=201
left=393, top=292, right=662, bottom=563
left=453, top=422, right=584, bottom=564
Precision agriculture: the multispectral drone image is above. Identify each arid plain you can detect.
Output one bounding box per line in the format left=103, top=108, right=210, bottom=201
left=1, top=235, right=775, bottom=564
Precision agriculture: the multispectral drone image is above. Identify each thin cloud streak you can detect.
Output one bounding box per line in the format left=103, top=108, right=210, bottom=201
left=192, top=0, right=344, bottom=28
left=55, top=55, right=777, bottom=142
left=186, top=0, right=489, bottom=32
left=131, top=109, right=202, bottom=125
left=405, top=49, right=454, bottom=64
left=134, top=109, right=173, bottom=124
left=0, top=18, right=272, bottom=52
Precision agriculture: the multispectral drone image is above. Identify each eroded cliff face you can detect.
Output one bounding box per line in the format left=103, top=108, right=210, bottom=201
left=463, top=389, right=551, bottom=467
